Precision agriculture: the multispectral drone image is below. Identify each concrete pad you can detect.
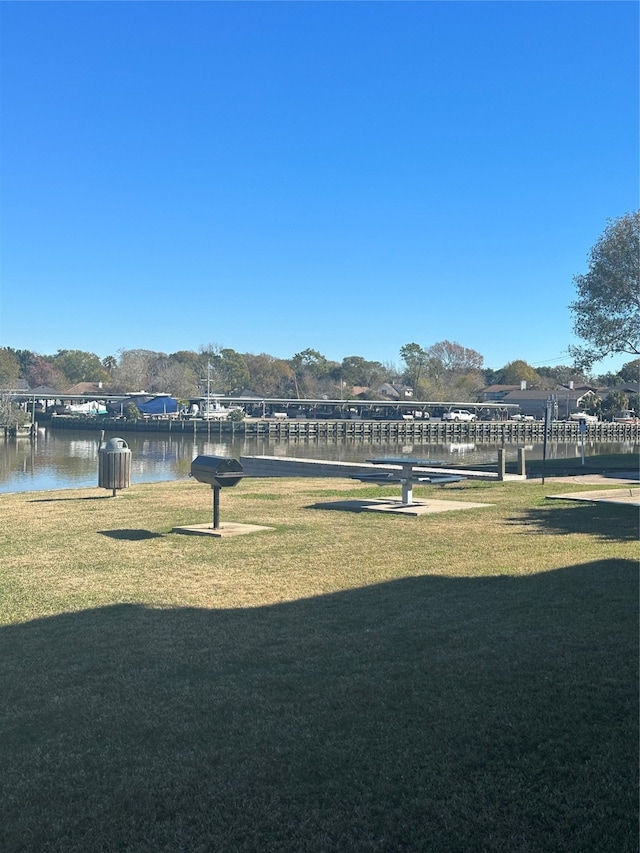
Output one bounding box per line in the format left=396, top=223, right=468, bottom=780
left=310, top=497, right=493, bottom=516
left=172, top=522, right=275, bottom=538
left=539, top=472, right=640, bottom=486
left=546, top=488, right=640, bottom=507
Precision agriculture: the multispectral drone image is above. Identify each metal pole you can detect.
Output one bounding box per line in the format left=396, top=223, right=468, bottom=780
left=542, top=397, right=554, bottom=485
left=401, top=463, right=413, bottom=505
left=212, top=486, right=220, bottom=529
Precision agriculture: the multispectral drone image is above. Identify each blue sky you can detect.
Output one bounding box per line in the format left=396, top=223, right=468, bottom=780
left=0, top=1, right=637, bottom=375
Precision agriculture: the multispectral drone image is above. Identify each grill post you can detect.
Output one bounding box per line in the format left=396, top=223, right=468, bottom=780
left=212, top=486, right=221, bottom=529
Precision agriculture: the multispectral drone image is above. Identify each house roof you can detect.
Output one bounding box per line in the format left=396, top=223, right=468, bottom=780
left=503, top=388, right=595, bottom=404
left=377, top=383, right=400, bottom=398
left=231, top=389, right=264, bottom=399
left=482, top=385, right=520, bottom=393
left=30, top=385, right=63, bottom=397
left=63, top=382, right=111, bottom=395
left=612, top=381, right=640, bottom=394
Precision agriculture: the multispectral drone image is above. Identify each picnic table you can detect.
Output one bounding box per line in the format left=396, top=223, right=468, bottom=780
left=356, top=456, right=465, bottom=506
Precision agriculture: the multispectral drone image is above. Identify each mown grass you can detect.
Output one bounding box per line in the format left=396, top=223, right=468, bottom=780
left=0, top=476, right=638, bottom=852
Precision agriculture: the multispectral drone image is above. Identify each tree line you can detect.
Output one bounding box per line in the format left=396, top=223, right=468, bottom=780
left=0, top=341, right=637, bottom=404
left=1, top=211, right=637, bottom=404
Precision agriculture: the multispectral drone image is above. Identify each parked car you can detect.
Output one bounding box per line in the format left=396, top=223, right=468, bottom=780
left=441, top=409, right=477, bottom=422
left=612, top=410, right=638, bottom=423
left=511, top=413, right=535, bottom=422
left=569, top=412, right=599, bottom=424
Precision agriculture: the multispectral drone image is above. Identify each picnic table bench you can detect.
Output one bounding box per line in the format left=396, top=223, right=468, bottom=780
left=353, top=472, right=465, bottom=486
left=353, top=457, right=466, bottom=505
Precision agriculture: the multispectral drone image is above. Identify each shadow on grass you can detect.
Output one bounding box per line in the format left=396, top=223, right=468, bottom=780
left=510, top=500, right=639, bottom=542
left=98, top=529, right=164, bottom=541
left=1, top=561, right=637, bottom=853
left=306, top=498, right=378, bottom=512
left=26, top=495, right=111, bottom=503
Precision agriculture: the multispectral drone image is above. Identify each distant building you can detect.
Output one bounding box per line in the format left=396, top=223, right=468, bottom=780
left=480, top=384, right=519, bottom=402
left=502, top=387, right=597, bottom=419
left=62, top=381, right=111, bottom=395
left=377, top=383, right=413, bottom=399
left=611, top=381, right=639, bottom=395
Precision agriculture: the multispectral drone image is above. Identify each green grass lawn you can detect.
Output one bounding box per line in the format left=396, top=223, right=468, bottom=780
left=1, top=476, right=638, bottom=852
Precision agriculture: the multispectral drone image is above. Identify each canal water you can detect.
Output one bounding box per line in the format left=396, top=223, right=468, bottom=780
left=0, top=427, right=635, bottom=494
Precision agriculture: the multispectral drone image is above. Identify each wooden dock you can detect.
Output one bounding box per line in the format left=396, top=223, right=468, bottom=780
left=48, top=415, right=640, bottom=444
left=239, top=419, right=639, bottom=443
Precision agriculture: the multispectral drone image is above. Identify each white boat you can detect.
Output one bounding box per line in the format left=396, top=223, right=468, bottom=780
left=613, top=410, right=638, bottom=424
left=202, top=404, right=233, bottom=420
left=194, top=400, right=244, bottom=420
left=66, top=401, right=108, bottom=415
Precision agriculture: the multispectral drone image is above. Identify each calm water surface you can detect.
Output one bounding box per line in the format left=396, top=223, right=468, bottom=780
left=0, top=427, right=636, bottom=494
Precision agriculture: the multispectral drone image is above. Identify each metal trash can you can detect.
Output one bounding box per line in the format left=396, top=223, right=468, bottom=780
left=99, top=437, right=131, bottom=496
left=190, top=455, right=244, bottom=528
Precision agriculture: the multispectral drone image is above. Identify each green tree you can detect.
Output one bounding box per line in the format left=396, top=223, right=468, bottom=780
left=497, top=360, right=542, bottom=386
left=570, top=211, right=640, bottom=369
left=102, top=355, right=117, bottom=374
left=169, top=350, right=202, bottom=374
left=399, top=343, right=430, bottom=394
left=618, top=358, right=640, bottom=383
left=0, top=348, right=20, bottom=387
left=594, top=371, right=621, bottom=388
left=52, top=350, right=109, bottom=385
left=337, top=356, right=385, bottom=390
left=216, top=349, right=250, bottom=394
left=535, top=365, right=590, bottom=387
left=244, top=354, right=295, bottom=396
left=5, top=349, right=37, bottom=383
left=482, top=368, right=500, bottom=387
left=600, top=390, right=629, bottom=418
left=289, top=349, right=333, bottom=397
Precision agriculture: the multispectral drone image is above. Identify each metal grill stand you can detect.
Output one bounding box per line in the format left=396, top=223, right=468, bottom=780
left=174, top=455, right=273, bottom=538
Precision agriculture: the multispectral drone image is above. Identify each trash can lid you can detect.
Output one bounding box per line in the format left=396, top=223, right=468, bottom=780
left=104, top=437, right=129, bottom=451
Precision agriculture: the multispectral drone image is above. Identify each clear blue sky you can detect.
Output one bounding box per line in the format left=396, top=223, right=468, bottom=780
left=1, top=1, right=637, bottom=375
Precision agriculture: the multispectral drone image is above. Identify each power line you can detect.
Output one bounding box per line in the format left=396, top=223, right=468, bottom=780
left=529, top=352, right=573, bottom=367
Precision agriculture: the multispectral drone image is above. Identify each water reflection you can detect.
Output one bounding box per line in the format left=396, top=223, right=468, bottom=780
left=0, top=428, right=636, bottom=494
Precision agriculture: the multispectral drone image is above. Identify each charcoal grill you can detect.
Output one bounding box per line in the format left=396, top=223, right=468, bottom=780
left=189, top=455, right=244, bottom=529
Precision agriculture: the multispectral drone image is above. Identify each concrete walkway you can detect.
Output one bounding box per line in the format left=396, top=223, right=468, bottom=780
left=542, top=471, right=640, bottom=507
left=546, top=488, right=640, bottom=507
